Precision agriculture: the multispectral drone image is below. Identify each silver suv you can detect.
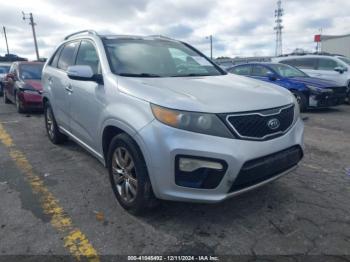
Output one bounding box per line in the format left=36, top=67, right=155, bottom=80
left=42, top=30, right=304, bottom=214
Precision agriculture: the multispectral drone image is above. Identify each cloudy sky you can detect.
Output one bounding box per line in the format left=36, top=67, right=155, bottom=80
left=0, top=0, right=349, bottom=60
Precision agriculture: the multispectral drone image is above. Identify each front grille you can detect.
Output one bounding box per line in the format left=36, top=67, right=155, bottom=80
left=223, top=104, right=294, bottom=141
left=229, top=145, right=303, bottom=192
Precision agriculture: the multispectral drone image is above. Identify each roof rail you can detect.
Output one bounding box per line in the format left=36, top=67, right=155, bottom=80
left=147, top=35, right=175, bottom=41
left=64, top=30, right=99, bottom=40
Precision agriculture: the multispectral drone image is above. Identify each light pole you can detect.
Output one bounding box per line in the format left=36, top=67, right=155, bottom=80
left=22, top=12, right=39, bottom=60
left=206, top=35, right=213, bottom=60
left=2, top=26, right=10, bottom=55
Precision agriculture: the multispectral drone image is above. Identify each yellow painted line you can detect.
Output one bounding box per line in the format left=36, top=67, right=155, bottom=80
left=0, top=123, right=99, bottom=262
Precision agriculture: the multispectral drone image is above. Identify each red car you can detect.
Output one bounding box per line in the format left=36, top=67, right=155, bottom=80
left=3, top=61, right=44, bottom=113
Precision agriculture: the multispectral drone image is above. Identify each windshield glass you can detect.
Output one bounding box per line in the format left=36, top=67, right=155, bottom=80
left=269, top=64, right=309, bottom=78
left=339, top=57, right=350, bottom=66
left=0, top=65, right=10, bottom=74
left=19, top=64, right=44, bottom=80
left=103, top=38, right=224, bottom=77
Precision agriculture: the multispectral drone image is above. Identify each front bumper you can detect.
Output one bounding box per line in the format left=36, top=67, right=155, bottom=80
left=135, top=117, right=304, bottom=203
left=309, top=91, right=346, bottom=108
left=18, top=92, right=43, bottom=110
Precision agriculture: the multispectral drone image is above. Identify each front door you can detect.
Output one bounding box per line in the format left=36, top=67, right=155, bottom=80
left=69, top=40, right=105, bottom=152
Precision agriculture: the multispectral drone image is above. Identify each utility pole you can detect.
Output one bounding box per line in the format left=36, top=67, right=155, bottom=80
left=274, top=0, right=284, bottom=56
left=206, top=35, right=213, bottom=60
left=2, top=26, right=10, bottom=55
left=22, top=12, right=39, bottom=60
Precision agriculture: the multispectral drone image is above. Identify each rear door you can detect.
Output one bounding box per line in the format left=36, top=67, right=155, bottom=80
left=44, top=41, right=79, bottom=131
left=69, top=40, right=105, bottom=152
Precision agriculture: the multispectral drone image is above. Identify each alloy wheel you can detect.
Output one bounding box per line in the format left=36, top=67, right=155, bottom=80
left=46, top=107, right=55, bottom=139
left=111, top=147, right=137, bottom=203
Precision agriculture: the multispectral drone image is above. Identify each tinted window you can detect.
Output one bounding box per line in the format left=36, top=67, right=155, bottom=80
left=281, top=58, right=316, bottom=69
left=103, top=38, right=224, bottom=77
left=0, top=66, right=10, bottom=74
left=229, top=65, right=251, bottom=75
left=251, top=65, right=273, bottom=77
left=317, top=58, right=339, bottom=70
left=19, top=64, right=44, bottom=80
left=57, top=42, right=79, bottom=71
left=269, top=64, right=309, bottom=78
left=50, top=46, right=63, bottom=68
left=75, top=41, right=100, bottom=74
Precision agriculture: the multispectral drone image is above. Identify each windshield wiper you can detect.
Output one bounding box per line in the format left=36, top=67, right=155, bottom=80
left=118, top=73, right=161, bottom=78
left=170, top=73, right=212, bottom=77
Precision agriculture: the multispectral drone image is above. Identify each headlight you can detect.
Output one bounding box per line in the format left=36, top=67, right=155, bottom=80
left=292, top=96, right=300, bottom=123
left=307, top=85, right=333, bottom=93
left=151, top=104, right=233, bottom=138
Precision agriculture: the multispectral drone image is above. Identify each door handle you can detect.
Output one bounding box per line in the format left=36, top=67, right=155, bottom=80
left=65, top=84, right=73, bottom=93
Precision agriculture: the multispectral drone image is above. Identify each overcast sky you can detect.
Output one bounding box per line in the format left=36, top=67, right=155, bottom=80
left=0, top=0, right=349, bottom=60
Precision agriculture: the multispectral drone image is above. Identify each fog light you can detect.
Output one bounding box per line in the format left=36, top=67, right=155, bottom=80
left=179, top=157, right=223, bottom=172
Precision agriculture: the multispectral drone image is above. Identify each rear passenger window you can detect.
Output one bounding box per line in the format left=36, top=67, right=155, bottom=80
left=57, top=42, right=79, bottom=71
left=75, top=41, right=100, bottom=74
left=317, top=58, right=338, bottom=71
left=229, top=66, right=251, bottom=76
left=281, top=58, right=316, bottom=70
left=251, top=65, right=273, bottom=77
left=294, top=58, right=316, bottom=69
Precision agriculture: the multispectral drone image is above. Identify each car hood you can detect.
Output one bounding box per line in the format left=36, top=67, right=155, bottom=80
left=117, top=74, right=294, bottom=113
left=286, top=77, right=342, bottom=88
left=24, top=80, right=43, bottom=91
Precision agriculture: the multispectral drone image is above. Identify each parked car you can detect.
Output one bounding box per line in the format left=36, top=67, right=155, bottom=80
left=3, top=61, right=44, bottom=113
left=0, top=62, right=12, bottom=96
left=42, top=30, right=304, bottom=214
left=273, top=54, right=350, bottom=103
left=227, top=63, right=347, bottom=111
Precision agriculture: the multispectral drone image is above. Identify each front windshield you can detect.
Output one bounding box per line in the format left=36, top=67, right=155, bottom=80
left=103, top=38, right=224, bottom=77
left=0, top=66, right=10, bottom=74
left=19, top=64, right=44, bottom=80
left=269, top=64, right=309, bottom=78
left=339, top=57, right=350, bottom=66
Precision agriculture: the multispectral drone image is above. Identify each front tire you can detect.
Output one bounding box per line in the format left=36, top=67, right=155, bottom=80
left=15, top=93, right=25, bottom=113
left=107, top=133, right=158, bottom=215
left=292, top=91, right=307, bottom=112
left=44, top=101, right=67, bottom=144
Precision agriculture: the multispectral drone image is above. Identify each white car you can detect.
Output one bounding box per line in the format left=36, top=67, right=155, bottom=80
left=273, top=55, right=350, bottom=102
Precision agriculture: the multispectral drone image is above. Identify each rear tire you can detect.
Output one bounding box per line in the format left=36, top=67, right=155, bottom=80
left=292, top=91, right=307, bottom=112
left=44, top=101, right=67, bottom=144
left=107, top=133, right=158, bottom=215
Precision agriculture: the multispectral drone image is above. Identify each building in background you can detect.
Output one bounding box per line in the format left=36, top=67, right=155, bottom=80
left=318, top=34, right=350, bottom=57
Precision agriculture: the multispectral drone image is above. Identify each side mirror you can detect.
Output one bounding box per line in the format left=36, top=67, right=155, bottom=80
left=67, top=65, right=103, bottom=84
left=334, top=66, right=347, bottom=74
left=267, top=72, right=277, bottom=81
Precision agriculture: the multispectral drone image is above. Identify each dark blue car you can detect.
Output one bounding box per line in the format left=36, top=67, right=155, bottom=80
left=227, top=63, right=347, bottom=111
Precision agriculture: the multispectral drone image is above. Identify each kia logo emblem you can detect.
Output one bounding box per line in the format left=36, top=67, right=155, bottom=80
left=267, top=118, right=280, bottom=130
